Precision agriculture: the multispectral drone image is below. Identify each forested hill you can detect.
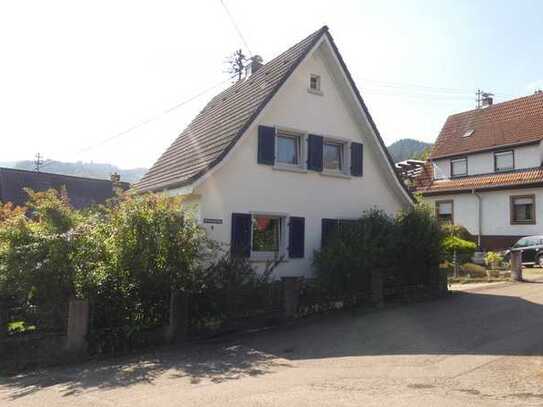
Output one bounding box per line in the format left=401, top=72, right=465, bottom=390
left=387, top=138, right=433, bottom=162
left=0, top=160, right=147, bottom=184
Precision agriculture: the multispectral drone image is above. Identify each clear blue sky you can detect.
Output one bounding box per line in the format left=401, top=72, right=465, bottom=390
left=1, top=0, right=542, bottom=168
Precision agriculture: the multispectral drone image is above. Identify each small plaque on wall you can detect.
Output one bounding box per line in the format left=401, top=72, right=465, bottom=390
left=203, top=218, right=223, bottom=225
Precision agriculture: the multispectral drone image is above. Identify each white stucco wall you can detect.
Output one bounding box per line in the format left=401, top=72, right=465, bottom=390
left=432, top=144, right=541, bottom=179
left=425, top=187, right=543, bottom=238
left=187, top=41, right=410, bottom=278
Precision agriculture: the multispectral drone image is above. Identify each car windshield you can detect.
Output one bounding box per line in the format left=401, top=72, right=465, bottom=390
left=513, top=239, right=527, bottom=248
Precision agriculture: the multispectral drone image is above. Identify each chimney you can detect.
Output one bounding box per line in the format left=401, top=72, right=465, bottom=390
left=110, top=172, right=121, bottom=184
left=481, top=92, right=494, bottom=107
left=245, top=55, right=263, bottom=77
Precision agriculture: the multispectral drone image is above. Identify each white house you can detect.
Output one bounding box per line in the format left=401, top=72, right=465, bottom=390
left=137, top=26, right=413, bottom=278
left=415, top=92, right=543, bottom=251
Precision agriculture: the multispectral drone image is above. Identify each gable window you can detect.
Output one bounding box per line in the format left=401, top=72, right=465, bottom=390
left=252, top=215, right=282, bottom=253
left=309, top=74, right=321, bottom=91
left=510, top=195, right=535, bottom=225
left=323, top=141, right=344, bottom=172
left=494, top=150, right=514, bottom=172
left=436, top=200, right=454, bottom=223
left=450, top=157, right=467, bottom=177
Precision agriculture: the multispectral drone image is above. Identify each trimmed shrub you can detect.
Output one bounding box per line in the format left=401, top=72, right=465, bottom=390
left=485, top=251, right=504, bottom=269
left=461, top=262, right=487, bottom=278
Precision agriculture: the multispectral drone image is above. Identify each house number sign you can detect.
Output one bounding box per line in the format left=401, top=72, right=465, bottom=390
left=203, top=218, right=223, bottom=225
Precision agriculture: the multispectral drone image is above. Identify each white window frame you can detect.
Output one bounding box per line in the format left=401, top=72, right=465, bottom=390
left=308, top=74, right=323, bottom=95
left=322, top=137, right=350, bottom=177
left=494, top=150, right=514, bottom=172
left=249, top=212, right=289, bottom=261
left=274, top=128, right=306, bottom=172
left=435, top=200, right=454, bottom=223
left=450, top=157, right=468, bottom=178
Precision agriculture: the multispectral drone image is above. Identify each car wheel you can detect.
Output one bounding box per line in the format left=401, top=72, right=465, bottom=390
left=537, top=255, right=543, bottom=268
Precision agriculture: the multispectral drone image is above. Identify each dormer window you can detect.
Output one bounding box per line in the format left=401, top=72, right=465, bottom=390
left=450, top=157, right=467, bottom=177
left=494, top=150, right=514, bottom=172
left=308, top=74, right=323, bottom=95
left=463, top=129, right=474, bottom=138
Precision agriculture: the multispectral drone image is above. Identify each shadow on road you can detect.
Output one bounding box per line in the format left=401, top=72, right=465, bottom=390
left=3, top=286, right=543, bottom=399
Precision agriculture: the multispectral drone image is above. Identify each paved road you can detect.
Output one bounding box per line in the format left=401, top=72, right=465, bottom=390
left=3, top=281, right=543, bottom=406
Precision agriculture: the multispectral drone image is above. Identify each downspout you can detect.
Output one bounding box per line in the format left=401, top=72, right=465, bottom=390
left=472, top=188, right=482, bottom=248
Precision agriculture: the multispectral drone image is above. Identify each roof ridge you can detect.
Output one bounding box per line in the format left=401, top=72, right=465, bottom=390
left=447, top=92, right=543, bottom=119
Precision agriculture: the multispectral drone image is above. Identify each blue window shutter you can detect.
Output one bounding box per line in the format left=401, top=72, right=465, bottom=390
left=258, top=126, right=275, bottom=165
left=288, top=217, right=305, bottom=258
left=307, top=134, right=323, bottom=171
left=351, top=142, right=363, bottom=176
left=321, top=218, right=339, bottom=248
left=231, top=213, right=251, bottom=257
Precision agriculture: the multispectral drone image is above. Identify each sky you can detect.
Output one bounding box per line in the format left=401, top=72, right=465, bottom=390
left=1, top=0, right=543, bottom=169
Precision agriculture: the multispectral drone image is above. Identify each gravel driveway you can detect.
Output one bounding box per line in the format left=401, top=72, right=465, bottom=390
left=3, top=279, right=543, bottom=406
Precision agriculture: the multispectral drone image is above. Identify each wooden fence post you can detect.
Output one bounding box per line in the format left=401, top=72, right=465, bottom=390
left=281, top=277, right=299, bottom=319
left=0, top=304, right=6, bottom=338
left=65, top=299, right=89, bottom=354
left=166, top=290, right=189, bottom=343
left=511, top=250, right=523, bottom=281
left=370, top=269, right=384, bottom=308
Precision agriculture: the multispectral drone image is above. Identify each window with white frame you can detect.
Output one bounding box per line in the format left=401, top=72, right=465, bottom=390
left=436, top=200, right=454, bottom=223
left=323, top=141, right=345, bottom=172
left=510, top=195, right=535, bottom=224
left=276, top=132, right=302, bottom=166
left=494, top=150, right=514, bottom=172
left=252, top=214, right=284, bottom=255
left=450, top=157, right=467, bottom=177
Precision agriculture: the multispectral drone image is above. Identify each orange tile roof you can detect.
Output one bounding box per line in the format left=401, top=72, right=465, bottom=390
left=430, top=92, right=543, bottom=159
left=415, top=165, right=543, bottom=195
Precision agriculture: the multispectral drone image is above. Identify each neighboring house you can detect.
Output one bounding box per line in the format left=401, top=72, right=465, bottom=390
left=137, top=26, right=413, bottom=278
left=415, top=92, right=543, bottom=251
left=0, top=167, right=128, bottom=209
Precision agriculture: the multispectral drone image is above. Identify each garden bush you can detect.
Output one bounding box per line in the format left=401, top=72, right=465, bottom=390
left=313, top=210, right=395, bottom=297
left=461, top=262, right=487, bottom=278
left=313, top=204, right=443, bottom=297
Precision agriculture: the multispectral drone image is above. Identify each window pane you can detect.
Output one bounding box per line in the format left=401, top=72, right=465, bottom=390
left=324, top=142, right=342, bottom=170
left=513, top=197, right=534, bottom=222
left=438, top=202, right=452, bottom=214
left=496, top=151, right=513, bottom=170
left=276, top=135, right=298, bottom=165
left=451, top=159, right=467, bottom=176
left=252, top=216, right=280, bottom=252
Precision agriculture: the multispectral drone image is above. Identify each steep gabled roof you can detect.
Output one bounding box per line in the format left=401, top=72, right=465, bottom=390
left=137, top=26, right=327, bottom=192
left=430, top=92, right=543, bottom=159
left=137, top=26, right=411, bottom=202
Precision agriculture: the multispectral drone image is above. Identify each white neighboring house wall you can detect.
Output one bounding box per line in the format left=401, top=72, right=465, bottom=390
left=432, top=143, right=541, bottom=179
left=425, top=187, right=543, bottom=242
left=170, top=40, right=411, bottom=278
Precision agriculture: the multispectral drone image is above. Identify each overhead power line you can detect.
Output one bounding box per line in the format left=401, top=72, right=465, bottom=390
left=40, top=75, right=236, bottom=169
left=219, top=0, right=252, bottom=57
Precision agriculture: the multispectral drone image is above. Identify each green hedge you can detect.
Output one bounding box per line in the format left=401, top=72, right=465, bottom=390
left=313, top=205, right=444, bottom=296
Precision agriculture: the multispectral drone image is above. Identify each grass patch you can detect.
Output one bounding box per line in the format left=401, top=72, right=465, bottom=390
left=7, top=321, right=36, bottom=333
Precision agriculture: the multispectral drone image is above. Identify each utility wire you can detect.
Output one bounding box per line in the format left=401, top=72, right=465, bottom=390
left=219, top=0, right=252, bottom=57
left=40, top=75, right=236, bottom=169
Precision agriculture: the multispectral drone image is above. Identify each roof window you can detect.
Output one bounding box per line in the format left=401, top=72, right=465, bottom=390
left=462, top=129, right=474, bottom=138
